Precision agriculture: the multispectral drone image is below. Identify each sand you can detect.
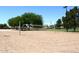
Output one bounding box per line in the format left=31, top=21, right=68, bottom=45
left=0, top=29, right=79, bottom=53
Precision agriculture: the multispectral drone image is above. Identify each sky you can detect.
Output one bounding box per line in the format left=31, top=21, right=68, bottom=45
left=0, top=6, right=73, bottom=25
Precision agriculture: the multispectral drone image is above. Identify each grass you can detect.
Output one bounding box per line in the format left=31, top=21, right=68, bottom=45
left=48, top=28, right=79, bottom=32
left=48, top=28, right=66, bottom=32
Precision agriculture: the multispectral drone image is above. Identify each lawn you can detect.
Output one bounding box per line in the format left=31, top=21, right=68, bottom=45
left=48, top=28, right=79, bottom=32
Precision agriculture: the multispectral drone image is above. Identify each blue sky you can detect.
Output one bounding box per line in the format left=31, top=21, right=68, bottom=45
left=0, top=6, right=73, bottom=25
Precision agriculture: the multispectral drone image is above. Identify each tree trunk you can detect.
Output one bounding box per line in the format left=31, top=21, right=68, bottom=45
left=73, top=27, right=76, bottom=32
left=66, top=28, right=68, bottom=32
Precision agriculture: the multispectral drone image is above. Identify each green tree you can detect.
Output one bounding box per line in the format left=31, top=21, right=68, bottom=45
left=0, top=24, right=8, bottom=29
left=8, top=16, right=21, bottom=27
left=56, top=19, right=62, bottom=29
left=8, top=12, right=43, bottom=28
left=67, top=7, right=78, bottom=32
left=22, top=13, right=43, bottom=27
left=62, top=6, right=79, bottom=32
left=62, top=16, right=70, bottom=32
left=70, top=7, right=78, bottom=31
left=64, top=6, right=68, bottom=15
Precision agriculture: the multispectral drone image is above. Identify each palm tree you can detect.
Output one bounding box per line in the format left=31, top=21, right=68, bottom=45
left=63, top=6, right=69, bottom=32
left=63, top=6, right=68, bottom=15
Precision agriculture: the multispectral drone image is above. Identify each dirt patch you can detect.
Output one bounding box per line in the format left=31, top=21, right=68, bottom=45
left=0, top=30, right=79, bottom=53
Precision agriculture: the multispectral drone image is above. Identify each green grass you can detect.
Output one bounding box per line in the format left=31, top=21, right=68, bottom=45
left=48, top=29, right=66, bottom=32
left=48, top=28, right=79, bottom=32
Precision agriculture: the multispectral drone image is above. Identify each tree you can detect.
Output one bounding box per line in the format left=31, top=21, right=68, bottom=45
left=0, top=24, right=8, bottom=29
left=62, top=6, right=79, bottom=32
left=56, top=19, right=62, bottom=29
left=8, top=16, right=21, bottom=28
left=22, top=13, right=43, bottom=27
left=67, top=7, right=78, bottom=32
left=8, top=12, right=43, bottom=29
left=62, top=16, right=70, bottom=32
left=63, top=6, right=70, bottom=31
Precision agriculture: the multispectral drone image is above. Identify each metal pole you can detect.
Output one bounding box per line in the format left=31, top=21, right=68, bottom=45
left=19, top=21, right=21, bottom=35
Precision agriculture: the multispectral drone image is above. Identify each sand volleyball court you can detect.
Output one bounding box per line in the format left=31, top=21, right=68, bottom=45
left=0, top=29, right=79, bottom=52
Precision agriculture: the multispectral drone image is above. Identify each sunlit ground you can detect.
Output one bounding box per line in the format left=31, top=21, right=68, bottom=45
left=0, top=29, right=79, bottom=52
